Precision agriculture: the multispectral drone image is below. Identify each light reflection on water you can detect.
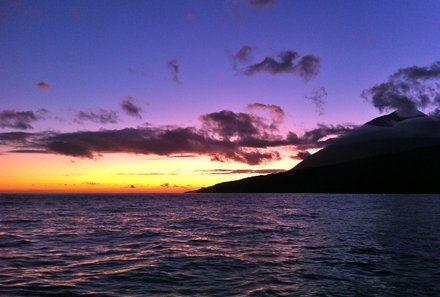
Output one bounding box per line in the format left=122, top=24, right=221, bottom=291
left=0, top=193, right=439, bottom=296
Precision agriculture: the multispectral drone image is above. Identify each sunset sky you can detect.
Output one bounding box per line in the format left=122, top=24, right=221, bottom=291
left=1, top=0, right=440, bottom=193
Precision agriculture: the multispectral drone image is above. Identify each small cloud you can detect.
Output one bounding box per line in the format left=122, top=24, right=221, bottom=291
left=75, top=109, right=119, bottom=124
left=247, top=102, right=285, bottom=122
left=167, top=59, right=182, bottom=84
left=36, top=82, right=49, bottom=90
left=121, top=96, right=143, bottom=119
left=249, top=0, right=277, bottom=8
left=306, top=87, right=328, bottom=116
left=245, top=50, right=321, bottom=80
left=0, top=109, right=38, bottom=130
left=129, top=184, right=136, bottom=189
left=160, top=182, right=191, bottom=191
left=232, top=45, right=254, bottom=71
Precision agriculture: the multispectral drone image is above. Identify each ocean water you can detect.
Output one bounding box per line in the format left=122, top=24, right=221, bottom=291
left=0, top=194, right=439, bottom=296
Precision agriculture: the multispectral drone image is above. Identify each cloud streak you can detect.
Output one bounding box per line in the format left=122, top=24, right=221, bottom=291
left=249, top=0, right=277, bottom=8
left=75, top=109, right=119, bottom=124
left=197, top=168, right=284, bottom=175
left=167, top=59, right=181, bottom=84
left=306, top=87, right=327, bottom=116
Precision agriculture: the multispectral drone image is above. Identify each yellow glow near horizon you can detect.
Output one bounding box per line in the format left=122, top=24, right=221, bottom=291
left=0, top=150, right=299, bottom=193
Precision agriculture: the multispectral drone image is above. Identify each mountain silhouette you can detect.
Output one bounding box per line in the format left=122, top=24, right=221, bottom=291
left=196, top=110, right=440, bottom=193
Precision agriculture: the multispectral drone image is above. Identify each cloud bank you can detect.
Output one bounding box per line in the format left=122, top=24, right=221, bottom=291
left=0, top=106, right=355, bottom=165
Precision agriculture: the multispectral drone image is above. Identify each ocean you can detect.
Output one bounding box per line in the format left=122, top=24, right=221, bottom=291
left=0, top=193, right=439, bottom=296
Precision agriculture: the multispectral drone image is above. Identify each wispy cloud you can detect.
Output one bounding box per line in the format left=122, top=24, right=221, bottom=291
left=232, top=45, right=254, bottom=71
left=160, top=182, right=191, bottom=191
left=167, top=59, right=182, bottom=84
left=75, top=109, right=119, bottom=124
left=248, top=0, right=277, bottom=8
left=306, top=87, right=327, bottom=116
left=247, top=102, right=285, bottom=122
left=197, top=168, right=284, bottom=175
left=117, top=172, right=178, bottom=176
left=0, top=131, right=33, bottom=144
left=121, top=96, right=143, bottom=119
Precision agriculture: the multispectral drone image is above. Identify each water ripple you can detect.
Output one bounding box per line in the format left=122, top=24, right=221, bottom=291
left=0, top=193, right=439, bottom=296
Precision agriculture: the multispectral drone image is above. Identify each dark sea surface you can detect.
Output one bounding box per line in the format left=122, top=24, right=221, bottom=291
left=0, top=194, right=439, bottom=296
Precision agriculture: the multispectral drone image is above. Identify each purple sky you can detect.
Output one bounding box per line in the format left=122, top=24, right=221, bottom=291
left=1, top=0, right=440, bottom=191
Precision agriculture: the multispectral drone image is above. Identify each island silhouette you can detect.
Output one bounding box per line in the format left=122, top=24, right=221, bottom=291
left=196, top=109, right=440, bottom=193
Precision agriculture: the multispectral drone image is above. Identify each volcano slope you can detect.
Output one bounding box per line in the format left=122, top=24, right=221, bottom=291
left=196, top=111, right=440, bottom=193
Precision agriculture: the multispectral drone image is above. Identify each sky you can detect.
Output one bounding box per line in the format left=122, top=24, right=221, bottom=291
left=1, top=0, right=440, bottom=193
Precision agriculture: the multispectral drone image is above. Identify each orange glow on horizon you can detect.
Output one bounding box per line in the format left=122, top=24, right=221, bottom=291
left=1, top=150, right=300, bottom=193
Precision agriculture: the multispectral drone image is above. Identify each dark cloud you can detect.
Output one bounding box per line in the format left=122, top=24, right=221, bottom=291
left=362, top=61, right=440, bottom=113
left=167, top=59, right=181, bottom=84
left=129, top=185, right=136, bottom=189
left=1, top=107, right=355, bottom=165
left=245, top=50, right=320, bottom=80
left=292, top=151, right=311, bottom=160
left=160, top=182, right=191, bottom=191
left=300, top=123, right=354, bottom=146
left=36, top=81, right=49, bottom=90
left=75, top=109, right=119, bottom=124
left=0, top=132, right=33, bottom=144
left=211, top=149, right=281, bottom=165
left=306, top=87, right=327, bottom=116
left=200, top=110, right=264, bottom=139
left=198, top=168, right=284, bottom=175
left=249, top=0, right=277, bottom=8
left=121, top=97, right=143, bottom=118
left=0, top=110, right=38, bottom=130
left=8, top=149, right=48, bottom=154
left=232, top=45, right=254, bottom=71
left=295, top=115, right=440, bottom=170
